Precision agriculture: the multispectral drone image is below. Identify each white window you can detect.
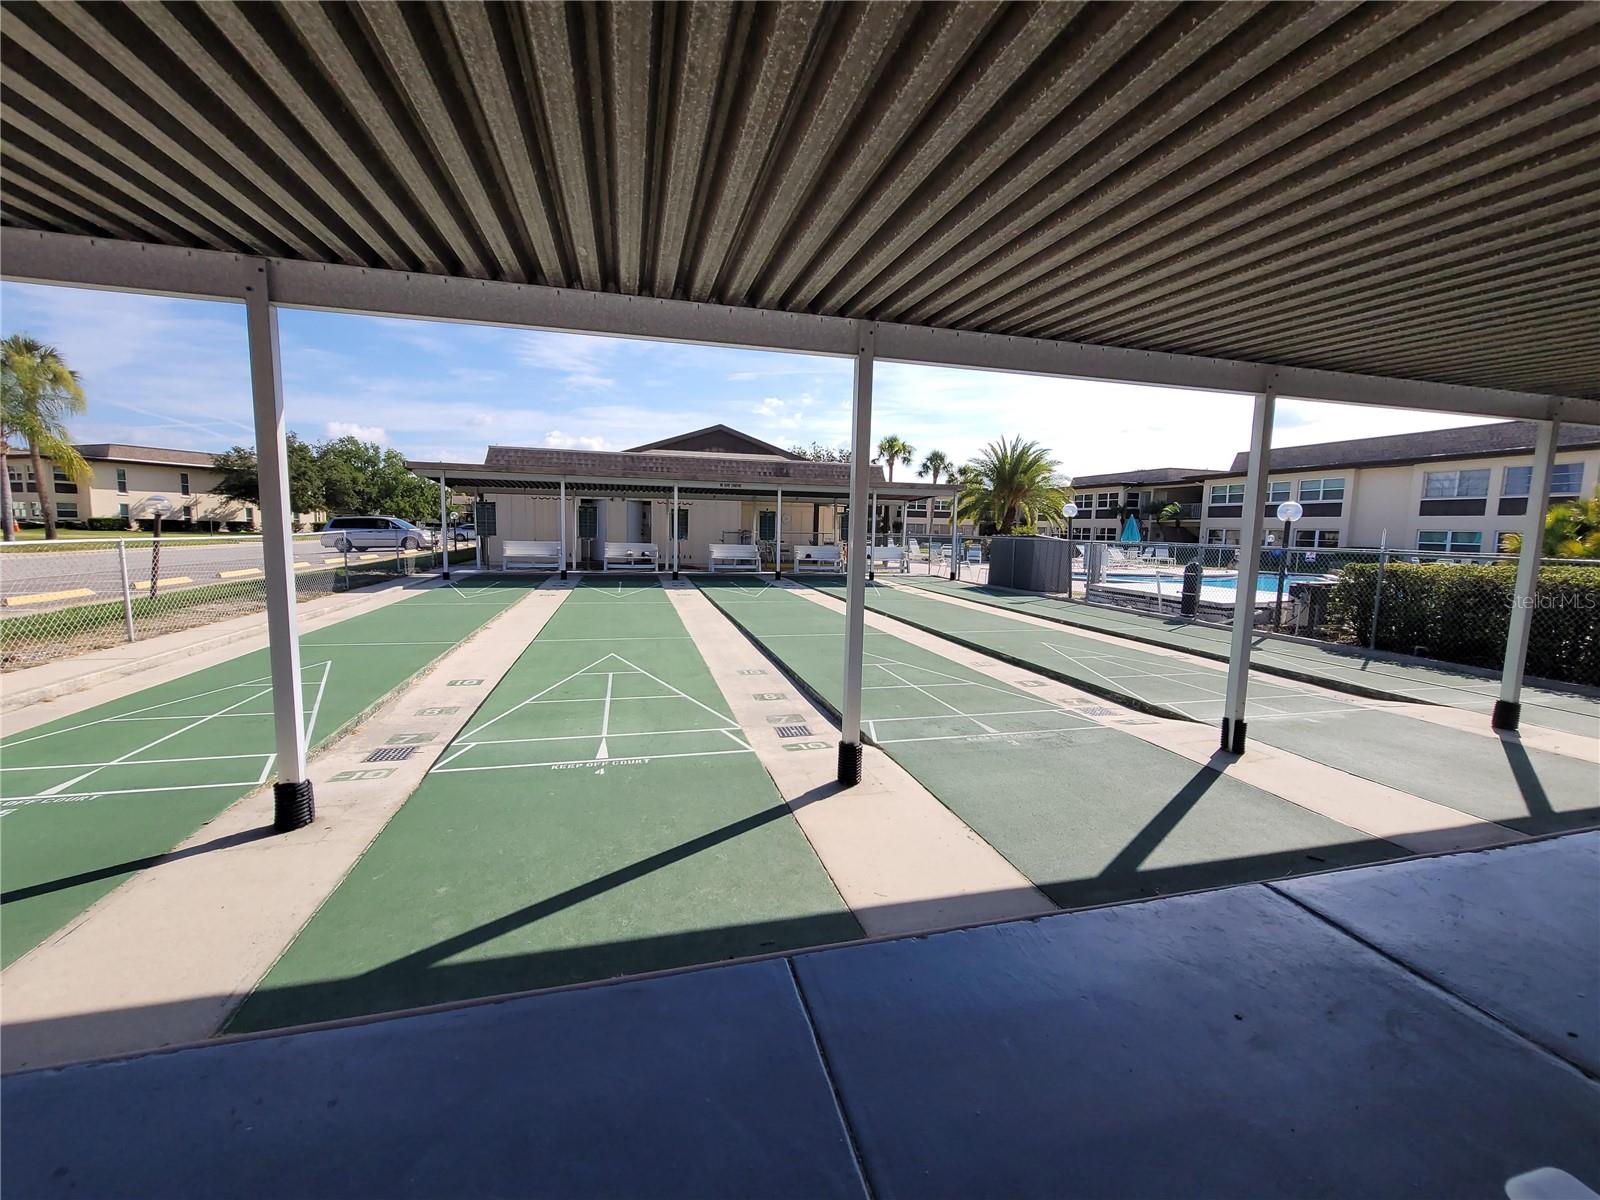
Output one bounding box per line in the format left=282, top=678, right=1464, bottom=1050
left=1298, top=477, right=1345, bottom=501
left=56, top=501, right=79, bottom=519
left=1209, top=484, right=1245, bottom=505
left=116, top=467, right=128, bottom=494
left=1503, top=462, right=1584, bottom=497
left=119, top=503, right=130, bottom=520
left=1417, top=530, right=1483, bottom=554
left=905, top=499, right=928, bottom=516
left=1423, top=469, right=1489, bottom=499
left=1293, top=529, right=1340, bottom=548
left=1266, top=481, right=1291, bottom=505
left=675, top=508, right=690, bottom=541
left=180, top=471, right=191, bottom=496
left=1206, top=528, right=1240, bottom=545
left=934, top=498, right=952, bottom=516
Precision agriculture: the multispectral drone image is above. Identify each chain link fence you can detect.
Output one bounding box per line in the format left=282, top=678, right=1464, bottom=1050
left=981, top=536, right=1600, bottom=687
left=1, top=533, right=475, bottom=671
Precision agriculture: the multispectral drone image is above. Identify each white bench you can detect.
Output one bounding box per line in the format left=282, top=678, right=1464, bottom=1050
left=602, top=542, right=659, bottom=571
left=707, top=543, right=762, bottom=572
left=502, top=540, right=563, bottom=571
left=792, top=544, right=842, bottom=573
left=869, top=544, right=909, bottom=573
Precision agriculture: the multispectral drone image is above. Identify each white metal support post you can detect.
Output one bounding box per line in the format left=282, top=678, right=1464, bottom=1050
left=438, top=474, right=450, bottom=579
left=244, top=260, right=313, bottom=831
left=1495, top=419, right=1560, bottom=730
left=867, top=489, right=877, bottom=581
left=671, top=484, right=679, bottom=579
left=775, top=485, right=784, bottom=579
left=558, top=479, right=568, bottom=580
left=839, top=321, right=875, bottom=786
left=1220, top=381, right=1277, bottom=755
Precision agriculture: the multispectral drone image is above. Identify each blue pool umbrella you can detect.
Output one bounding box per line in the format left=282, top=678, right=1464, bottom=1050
left=1120, top=516, right=1142, bottom=543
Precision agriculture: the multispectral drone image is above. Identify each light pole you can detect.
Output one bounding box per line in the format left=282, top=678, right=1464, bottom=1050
left=1273, top=499, right=1302, bottom=629
left=1062, top=501, right=1079, bottom=599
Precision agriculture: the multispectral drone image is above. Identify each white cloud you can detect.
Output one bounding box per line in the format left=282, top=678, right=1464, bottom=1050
left=513, top=331, right=620, bottom=389
left=326, top=421, right=388, bottom=443
left=544, top=430, right=609, bottom=451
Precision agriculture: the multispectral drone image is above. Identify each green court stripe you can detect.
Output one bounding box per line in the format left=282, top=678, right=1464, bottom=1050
left=0, top=579, right=540, bottom=966
left=228, top=578, right=858, bottom=1033
left=696, top=578, right=1403, bottom=911
left=833, top=580, right=1599, bottom=837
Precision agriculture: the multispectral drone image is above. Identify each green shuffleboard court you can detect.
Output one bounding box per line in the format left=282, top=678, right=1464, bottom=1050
left=906, top=576, right=1600, bottom=738
left=840, top=580, right=1600, bottom=836
left=0, top=577, right=539, bottom=967
left=229, top=577, right=858, bottom=1033
left=698, top=577, right=1402, bottom=910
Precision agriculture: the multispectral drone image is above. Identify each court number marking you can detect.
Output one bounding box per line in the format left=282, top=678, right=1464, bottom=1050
left=737, top=668, right=767, bottom=676
left=782, top=741, right=829, bottom=752
left=752, top=692, right=788, bottom=701
left=448, top=679, right=484, bottom=687
left=331, top=768, right=396, bottom=782
left=416, top=705, right=460, bottom=716
left=386, top=733, right=435, bottom=745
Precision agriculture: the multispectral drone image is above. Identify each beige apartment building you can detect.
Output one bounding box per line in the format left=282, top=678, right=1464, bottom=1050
left=3, top=443, right=321, bottom=531
left=1192, top=422, right=1600, bottom=554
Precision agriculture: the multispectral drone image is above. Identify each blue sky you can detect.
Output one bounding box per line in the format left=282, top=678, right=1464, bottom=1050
left=1, top=281, right=1495, bottom=478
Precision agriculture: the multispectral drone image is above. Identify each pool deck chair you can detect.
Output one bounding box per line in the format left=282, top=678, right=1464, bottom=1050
left=707, top=543, right=763, bottom=573
left=602, top=542, right=659, bottom=571
left=793, top=544, right=843, bottom=573
left=870, top=545, right=910, bottom=573
left=502, top=540, right=563, bottom=571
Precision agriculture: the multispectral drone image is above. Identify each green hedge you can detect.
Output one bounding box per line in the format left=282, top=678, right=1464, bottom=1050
left=1330, top=561, right=1600, bottom=686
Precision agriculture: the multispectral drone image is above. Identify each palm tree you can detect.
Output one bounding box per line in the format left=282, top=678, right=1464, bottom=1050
left=1503, top=490, right=1600, bottom=559
left=917, top=449, right=951, bottom=485
left=874, top=435, right=914, bottom=482
left=1, top=335, right=90, bottom=540
left=957, top=436, right=1069, bottom=535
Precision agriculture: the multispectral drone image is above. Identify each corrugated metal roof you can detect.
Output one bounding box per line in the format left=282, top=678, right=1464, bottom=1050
left=2, top=1, right=1596, bottom=398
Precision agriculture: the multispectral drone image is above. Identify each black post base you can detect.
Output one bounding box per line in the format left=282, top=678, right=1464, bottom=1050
left=1220, top=717, right=1246, bottom=755
left=1491, top=699, right=1521, bottom=731
left=775, top=570, right=783, bottom=581
left=560, top=569, right=568, bottom=581
left=273, top=779, right=315, bottom=832
left=672, top=570, right=679, bottom=581
left=837, top=741, right=863, bottom=787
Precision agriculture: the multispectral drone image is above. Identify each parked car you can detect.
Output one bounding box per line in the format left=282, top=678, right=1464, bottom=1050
left=320, top=515, right=437, bottom=552
left=452, top=523, right=476, bottom=545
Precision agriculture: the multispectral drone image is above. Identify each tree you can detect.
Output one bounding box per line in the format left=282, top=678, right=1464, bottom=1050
left=1, top=334, right=90, bottom=540
left=1154, top=501, right=1183, bottom=538
left=212, top=433, right=326, bottom=522
left=1503, top=490, right=1600, bottom=559
left=788, top=442, right=851, bottom=462
left=917, top=449, right=951, bottom=484
left=874, top=435, right=914, bottom=482
left=957, top=436, right=1070, bottom=535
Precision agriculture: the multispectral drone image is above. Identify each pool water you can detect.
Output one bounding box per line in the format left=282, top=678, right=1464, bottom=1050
left=1100, top=571, right=1336, bottom=603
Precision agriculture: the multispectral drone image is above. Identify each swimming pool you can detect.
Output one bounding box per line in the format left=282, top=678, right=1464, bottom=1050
left=1100, top=571, right=1336, bottom=604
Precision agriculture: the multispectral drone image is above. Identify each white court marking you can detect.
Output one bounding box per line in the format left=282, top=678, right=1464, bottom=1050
left=435, top=652, right=753, bottom=774
left=0, top=661, right=334, bottom=813
left=856, top=651, right=1100, bottom=748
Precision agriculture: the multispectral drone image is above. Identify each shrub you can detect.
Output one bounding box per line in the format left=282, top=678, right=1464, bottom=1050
left=1330, top=561, right=1600, bottom=686
left=84, top=517, right=130, bottom=531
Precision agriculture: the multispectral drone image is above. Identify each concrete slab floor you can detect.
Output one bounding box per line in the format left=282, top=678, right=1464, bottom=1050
left=0, top=585, right=567, bottom=1072
left=668, top=584, right=1054, bottom=936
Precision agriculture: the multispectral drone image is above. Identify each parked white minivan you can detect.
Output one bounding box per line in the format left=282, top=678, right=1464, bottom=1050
left=320, top=515, right=437, bottom=552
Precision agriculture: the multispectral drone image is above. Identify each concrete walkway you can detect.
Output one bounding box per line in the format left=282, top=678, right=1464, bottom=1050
left=0, top=584, right=566, bottom=1071
left=7, top=833, right=1593, bottom=1198
left=667, top=583, right=1052, bottom=936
